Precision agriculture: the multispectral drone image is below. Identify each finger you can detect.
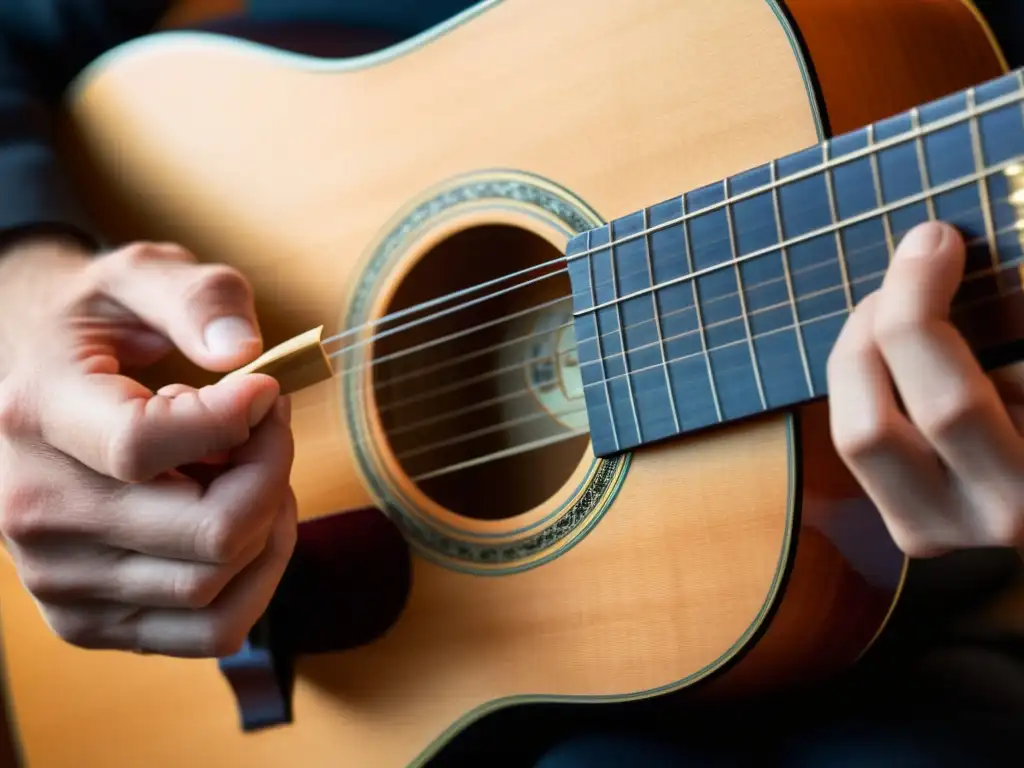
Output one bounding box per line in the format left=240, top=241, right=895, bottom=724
left=104, top=399, right=293, bottom=562
left=2, top=396, right=291, bottom=560
left=156, top=384, right=230, bottom=466
left=873, top=222, right=1024, bottom=525
left=125, top=489, right=296, bottom=657
left=35, top=600, right=141, bottom=652
left=90, top=243, right=263, bottom=371
left=11, top=534, right=267, bottom=609
left=36, top=368, right=280, bottom=482
left=88, top=325, right=174, bottom=370
left=828, top=292, right=959, bottom=557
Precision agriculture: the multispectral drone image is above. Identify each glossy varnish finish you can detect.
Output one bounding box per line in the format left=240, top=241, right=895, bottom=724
left=0, top=0, right=1007, bottom=766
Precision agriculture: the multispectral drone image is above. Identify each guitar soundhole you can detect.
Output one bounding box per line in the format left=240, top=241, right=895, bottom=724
left=372, top=225, right=591, bottom=521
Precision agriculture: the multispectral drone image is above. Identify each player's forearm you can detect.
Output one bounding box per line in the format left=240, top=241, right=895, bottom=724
left=0, top=0, right=170, bottom=250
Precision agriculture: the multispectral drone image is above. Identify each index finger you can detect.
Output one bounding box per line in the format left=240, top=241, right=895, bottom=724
left=873, top=221, right=1024, bottom=487
left=36, top=370, right=280, bottom=482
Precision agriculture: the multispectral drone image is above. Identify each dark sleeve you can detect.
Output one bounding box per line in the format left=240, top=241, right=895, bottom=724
left=0, top=0, right=171, bottom=251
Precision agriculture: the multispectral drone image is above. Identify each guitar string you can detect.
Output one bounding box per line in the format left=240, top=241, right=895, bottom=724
left=331, top=186, right=1020, bottom=426
left=409, top=253, right=1024, bottom=485
left=376, top=198, right=984, bottom=434
left=393, top=230, right=1024, bottom=467
left=316, top=84, right=1023, bottom=355
left=411, top=242, right=1024, bottom=485
left=85, top=87, right=1012, bottom=399
left=368, top=222, right=1024, bottom=476
left=370, top=172, right=1016, bottom=407
left=576, top=157, right=1024, bottom=316
left=257, top=80, right=1024, bottom=482
left=78, top=91, right=1018, bottom=466
left=313, top=83, right=1023, bottom=360
left=375, top=186, right=1010, bottom=421
left=326, top=159, right=1023, bottom=390
left=561, top=84, right=1024, bottom=264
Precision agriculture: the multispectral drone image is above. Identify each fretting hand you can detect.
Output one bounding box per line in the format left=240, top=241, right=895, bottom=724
left=0, top=238, right=296, bottom=657
left=829, top=221, right=1024, bottom=557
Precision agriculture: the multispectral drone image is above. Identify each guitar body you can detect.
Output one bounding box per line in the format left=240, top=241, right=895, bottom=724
left=0, top=0, right=1008, bottom=765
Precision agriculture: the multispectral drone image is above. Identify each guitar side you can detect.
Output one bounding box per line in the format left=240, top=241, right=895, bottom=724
left=0, top=1, right=1007, bottom=766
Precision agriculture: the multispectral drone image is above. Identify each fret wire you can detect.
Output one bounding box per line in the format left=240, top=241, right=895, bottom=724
left=607, top=224, right=643, bottom=441
left=769, top=159, right=814, bottom=396
left=722, top=178, right=768, bottom=410
left=576, top=156, right=1023, bottom=317
left=586, top=229, right=621, bottom=451
left=822, top=141, right=855, bottom=310
left=681, top=193, right=724, bottom=423
left=910, top=107, right=938, bottom=220
left=866, top=124, right=896, bottom=258
left=564, top=85, right=1024, bottom=263
left=417, top=248, right=1024, bottom=481
left=641, top=206, right=681, bottom=433
left=966, top=88, right=1001, bottom=284
left=580, top=212, right=1016, bottom=374
left=582, top=229, right=1024, bottom=390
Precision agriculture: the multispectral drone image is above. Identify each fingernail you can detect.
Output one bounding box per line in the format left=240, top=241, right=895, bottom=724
left=248, top=388, right=278, bottom=426
left=898, top=222, right=947, bottom=258
left=204, top=317, right=259, bottom=358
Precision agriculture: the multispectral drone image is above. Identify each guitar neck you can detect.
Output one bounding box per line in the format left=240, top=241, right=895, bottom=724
left=568, top=68, right=1024, bottom=458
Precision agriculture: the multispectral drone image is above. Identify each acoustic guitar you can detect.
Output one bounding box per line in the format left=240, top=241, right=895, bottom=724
left=0, top=0, right=1021, bottom=765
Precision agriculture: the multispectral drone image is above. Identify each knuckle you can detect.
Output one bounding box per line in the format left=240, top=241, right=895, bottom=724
left=0, top=384, right=37, bottom=441
left=831, top=413, right=902, bottom=464
left=18, top=558, right=61, bottom=600
left=886, top=523, right=946, bottom=559
left=173, top=568, right=224, bottom=609
left=201, top=620, right=247, bottom=658
left=45, top=610, right=102, bottom=650
left=194, top=512, right=247, bottom=563
left=113, top=242, right=160, bottom=270
left=115, top=241, right=194, bottom=270
left=185, top=264, right=253, bottom=309
left=981, top=504, right=1024, bottom=548
left=154, top=243, right=197, bottom=264
left=0, top=483, right=57, bottom=544
left=914, top=389, right=989, bottom=442
left=213, top=629, right=247, bottom=658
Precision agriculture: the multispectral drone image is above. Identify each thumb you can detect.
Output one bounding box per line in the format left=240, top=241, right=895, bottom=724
left=91, top=243, right=263, bottom=372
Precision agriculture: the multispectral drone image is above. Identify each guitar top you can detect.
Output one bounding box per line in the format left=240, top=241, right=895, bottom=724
left=0, top=1, right=1017, bottom=766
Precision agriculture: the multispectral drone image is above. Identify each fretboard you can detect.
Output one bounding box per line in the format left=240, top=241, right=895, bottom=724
left=567, top=68, right=1024, bottom=458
